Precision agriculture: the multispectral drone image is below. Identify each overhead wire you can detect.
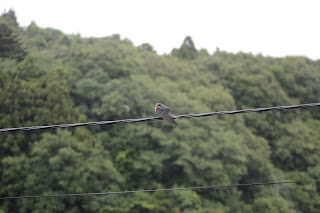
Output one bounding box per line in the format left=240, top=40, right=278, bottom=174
left=1, top=104, right=319, bottom=200
left=0, top=179, right=318, bottom=200
left=1, top=103, right=320, bottom=132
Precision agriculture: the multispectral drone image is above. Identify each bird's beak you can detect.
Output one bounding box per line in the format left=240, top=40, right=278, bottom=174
left=155, top=106, right=160, bottom=110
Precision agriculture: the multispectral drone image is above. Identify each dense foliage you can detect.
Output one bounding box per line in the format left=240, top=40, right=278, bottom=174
left=1, top=10, right=320, bottom=212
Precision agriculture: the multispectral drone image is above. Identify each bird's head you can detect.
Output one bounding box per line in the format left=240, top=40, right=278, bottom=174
left=155, top=103, right=164, bottom=110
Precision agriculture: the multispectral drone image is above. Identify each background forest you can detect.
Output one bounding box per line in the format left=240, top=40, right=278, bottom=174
left=1, top=10, right=320, bottom=213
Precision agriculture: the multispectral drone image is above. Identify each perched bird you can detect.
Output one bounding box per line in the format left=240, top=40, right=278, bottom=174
left=155, top=103, right=179, bottom=125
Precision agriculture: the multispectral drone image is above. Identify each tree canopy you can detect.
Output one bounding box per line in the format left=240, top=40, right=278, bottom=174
left=1, top=10, right=320, bottom=213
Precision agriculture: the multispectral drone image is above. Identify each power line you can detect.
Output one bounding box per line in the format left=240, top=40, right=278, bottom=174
left=0, top=179, right=318, bottom=200
left=1, top=103, right=319, bottom=132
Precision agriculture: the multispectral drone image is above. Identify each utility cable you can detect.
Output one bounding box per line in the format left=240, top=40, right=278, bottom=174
left=0, top=179, right=318, bottom=200
left=1, top=103, right=319, bottom=132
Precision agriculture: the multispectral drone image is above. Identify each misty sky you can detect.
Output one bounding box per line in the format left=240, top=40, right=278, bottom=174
left=1, top=0, right=320, bottom=60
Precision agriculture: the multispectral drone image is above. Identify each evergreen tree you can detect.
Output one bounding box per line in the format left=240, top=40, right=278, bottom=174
left=0, top=23, right=26, bottom=61
left=172, top=36, right=198, bottom=60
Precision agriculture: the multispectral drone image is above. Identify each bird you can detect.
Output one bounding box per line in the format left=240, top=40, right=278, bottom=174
left=155, top=103, right=179, bottom=125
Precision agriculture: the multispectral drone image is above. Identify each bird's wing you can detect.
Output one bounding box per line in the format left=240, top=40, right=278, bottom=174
left=159, top=109, right=178, bottom=125
left=168, top=110, right=179, bottom=118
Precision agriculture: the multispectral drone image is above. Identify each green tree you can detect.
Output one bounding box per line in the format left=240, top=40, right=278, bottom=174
left=273, top=120, right=320, bottom=171
left=1, top=12, right=320, bottom=212
left=0, top=23, right=26, bottom=61
left=1, top=130, right=124, bottom=213
left=172, top=36, right=198, bottom=60
left=139, top=43, right=155, bottom=52
left=0, top=54, right=78, bottom=156
left=0, top=9, right=19, bottom=29
left=252, top=197, right=291, bottom=213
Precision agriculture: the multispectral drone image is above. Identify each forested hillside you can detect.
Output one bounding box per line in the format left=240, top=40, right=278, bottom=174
left=1, top=10, right=320, bottom=212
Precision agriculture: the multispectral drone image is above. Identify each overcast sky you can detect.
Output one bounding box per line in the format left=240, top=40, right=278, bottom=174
left=1, top=0, right=320, bottom=60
